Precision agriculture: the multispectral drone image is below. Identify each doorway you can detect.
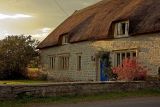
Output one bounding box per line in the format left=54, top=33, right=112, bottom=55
left=100, top=53, right=111, bottom=81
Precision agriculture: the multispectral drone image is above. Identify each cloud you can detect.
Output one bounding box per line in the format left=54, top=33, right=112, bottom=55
left=32, top=33, right=48, bottom=41
left=0, top=0, right=101, bottom=40
left=0, top=30, right=9, bottom=35
left=82, top=2, right=90, bottom=6
left=0, top=13, right=32, bottom=20
left=41, top=27, right=52, bottom=33
left=31, top=27, right=53, bottom=41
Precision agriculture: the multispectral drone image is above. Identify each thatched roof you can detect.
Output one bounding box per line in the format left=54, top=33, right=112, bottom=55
left=37, top=0, right=160, bottom=49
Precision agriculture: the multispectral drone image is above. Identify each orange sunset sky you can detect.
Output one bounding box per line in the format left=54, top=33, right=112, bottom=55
left=0, top=0, right=101, bottom=41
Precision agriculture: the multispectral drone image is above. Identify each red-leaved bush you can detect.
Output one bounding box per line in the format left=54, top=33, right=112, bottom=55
left=112, top=58, right=148, bottom=81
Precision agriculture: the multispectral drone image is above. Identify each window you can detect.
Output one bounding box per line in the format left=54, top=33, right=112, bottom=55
left=58, top=56, right=69, bottom=70
left=114, top=21, right=129, bottom=38
left=114, top=50, right=137, bottom=67
left=62, top=35, right=69, bottom=45
left=77, top=55, right=82, bottom=71
left=49, top=56, right=56, bottom=70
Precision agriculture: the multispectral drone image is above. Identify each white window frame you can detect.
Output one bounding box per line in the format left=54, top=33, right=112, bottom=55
left=49, top=56, right=56, bottom=70
left=114, top=21, right=129, bottom=38
left=62, top=35, right=69, bottom=45
left=58, top=54, right=70, bottom=71
left=113, top=50, right=137, bottom=67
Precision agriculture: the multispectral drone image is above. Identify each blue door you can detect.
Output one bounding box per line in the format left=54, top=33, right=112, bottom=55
left=100, top=54, right=110, bottom=81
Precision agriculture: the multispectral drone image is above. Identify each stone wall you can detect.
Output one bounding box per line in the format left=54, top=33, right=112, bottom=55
left=0, top=81, right=160, bottom=100
left=40, top=33, right=160, bottom=81
left=40, top=41, right=97, bottom=81
left=92, top=33, right=160, bottom=76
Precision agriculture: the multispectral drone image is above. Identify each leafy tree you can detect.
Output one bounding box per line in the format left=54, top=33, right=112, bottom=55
left=0, top=35, right=39, bottom=80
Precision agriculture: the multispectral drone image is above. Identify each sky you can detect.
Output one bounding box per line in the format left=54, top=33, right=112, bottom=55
left=0, top=0, right=101, bottom=41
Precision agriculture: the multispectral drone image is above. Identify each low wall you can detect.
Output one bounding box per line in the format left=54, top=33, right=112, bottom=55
left=0, top=81, right=160, bottom=100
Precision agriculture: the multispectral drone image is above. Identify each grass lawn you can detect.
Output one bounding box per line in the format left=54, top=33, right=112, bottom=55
left=0, top=80, right=50, bottom=85
left=0, top=89, right=160, bottom=107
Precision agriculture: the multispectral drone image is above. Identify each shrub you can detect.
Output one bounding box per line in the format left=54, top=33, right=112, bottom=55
left=26, top=68, right=48, bottom=80
left=112, top=58, right=148, bottom=81
left=26, top=68, right=39, bottom=80
left=37, top=73, right=48, bottom=81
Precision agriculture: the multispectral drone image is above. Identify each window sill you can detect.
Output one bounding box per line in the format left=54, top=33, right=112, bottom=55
left=58, top=69, right=69, bottom=71
left=114, top=35, right=129, bottom=39
left=62, top=43, right=69, bottom=45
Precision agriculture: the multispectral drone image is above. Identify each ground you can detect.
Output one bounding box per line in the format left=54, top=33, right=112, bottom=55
left=27, top=97, right=160, bottom=107
left=0, top=89, right=160, bottom=107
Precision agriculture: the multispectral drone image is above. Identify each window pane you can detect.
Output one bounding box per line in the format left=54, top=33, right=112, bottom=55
left=115, top=21, right=129, bottom=37
left=51, top=57, right=53, bottom=69
left=66, top=57, right=68, bottom=70
left=68, top=57, right=69, bottom=70
left=52, top=57, right=55, bottom=70
left=79, top=56, right=81, bottom=70
left=133, top=52, right=137, bottom=57
left=59, top=56, right=62, bottom=70
left=62, top=35, right=69, bottom=44
left=77, top=56, right=81, bottom=71
left=63, top=57, right=64, bottom=70
left=117, top=23, right=122, bottom=35
left=127, top=52, right=130, bottom=58
left=122, top=53, right=125, bottom=61
left=58, top=56, right=69, bottom=70
left=126, top=23, right=129, bottom=33
left=49, top=57, right=56, bottom=70
left=114, top=50, right=137, bottom=67
left=117, top=53, right=120, bottom=66
left=121, top=23, right=126, bottom=35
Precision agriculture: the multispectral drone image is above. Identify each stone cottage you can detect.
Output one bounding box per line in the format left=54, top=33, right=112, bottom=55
left=37, top=0, right=160, bottom=81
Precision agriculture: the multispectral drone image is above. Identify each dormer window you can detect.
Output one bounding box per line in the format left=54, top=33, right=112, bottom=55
left=114, top=21, right=129, bottom=38
left=62, top=35, right=69, bottom=45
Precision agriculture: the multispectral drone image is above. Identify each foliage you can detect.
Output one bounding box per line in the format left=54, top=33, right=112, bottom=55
left=112, top=58, right=148, bottom=81
left=27, top=68, right=47, bottom=80
left=27, top=68, right=39, bottom=80
left=0, top=35, right=39, bottom=80
left=28, top=56, right=40, bottom=68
